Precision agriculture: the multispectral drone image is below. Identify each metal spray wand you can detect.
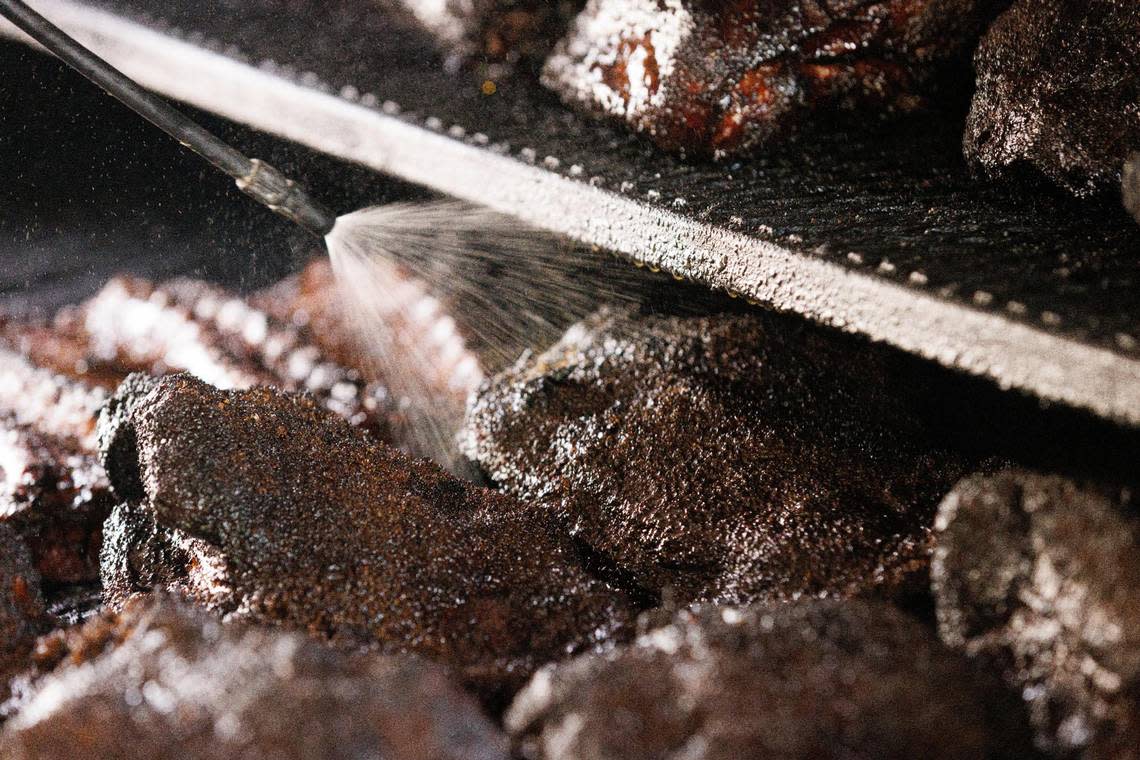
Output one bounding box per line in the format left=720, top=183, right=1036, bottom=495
left=0, top=0, right=338, bottom=238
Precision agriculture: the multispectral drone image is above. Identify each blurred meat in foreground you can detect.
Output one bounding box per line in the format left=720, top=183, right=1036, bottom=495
left=0, top=524, right=45, bottom=707
left=1, top=594, right=510, bottom=760
left=507, top=598, right=1034, bottom=759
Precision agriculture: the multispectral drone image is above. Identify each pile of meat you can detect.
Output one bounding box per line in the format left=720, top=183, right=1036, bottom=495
left=401, top=0, right=1139, bottom=211
left=1, top=261, right=1138, bottom=757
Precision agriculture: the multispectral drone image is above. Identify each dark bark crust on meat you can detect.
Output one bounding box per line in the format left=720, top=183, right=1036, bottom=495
left=506, top=598, right=1035, bottom=759
left=964, top=0, right=1140, bottom=197
left=96, top=374, right=634, bottom=707
left=933, top=470, right=1140, bottom=757
left=463, top=307, right=976, bottom=607
left=545, top=0, right=1005, bottom=157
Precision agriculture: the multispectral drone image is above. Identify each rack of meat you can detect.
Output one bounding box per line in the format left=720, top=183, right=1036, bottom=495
left=0, top=1, right=1137, bottom=757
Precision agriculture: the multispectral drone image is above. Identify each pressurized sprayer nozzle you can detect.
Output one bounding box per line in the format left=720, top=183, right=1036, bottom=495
left=0, top=0, right=341, bottom=240
left=235, top=159, right=337, bottom=238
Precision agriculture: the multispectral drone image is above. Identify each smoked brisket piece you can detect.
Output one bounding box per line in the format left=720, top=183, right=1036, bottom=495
left=463, top=307, right=971, bottom=606
left=507, top=598, right=1033, bottom=759
left=97, top=374, right=633, bottom=703
left=1, top=594, right=510, bottom=760
left=544, top=0, right=1003, bottom=158
left=963, top=0, right=1140, bottom=196
left=932, top=469, right=1140, bottom=758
